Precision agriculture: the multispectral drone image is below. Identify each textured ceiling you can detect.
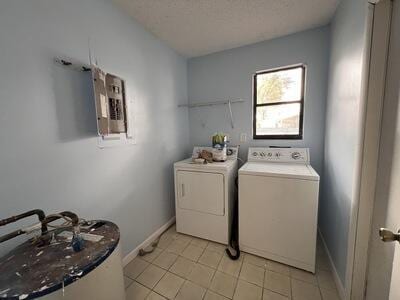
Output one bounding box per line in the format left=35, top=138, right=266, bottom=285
left=114, top=0, right=339, bottom=57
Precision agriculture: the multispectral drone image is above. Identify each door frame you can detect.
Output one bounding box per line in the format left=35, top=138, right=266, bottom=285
left=346, top=0, right=392, bottom=299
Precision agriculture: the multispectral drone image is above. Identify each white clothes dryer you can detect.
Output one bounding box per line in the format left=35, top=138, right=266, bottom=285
left=174, top=147, right=238, bottom=244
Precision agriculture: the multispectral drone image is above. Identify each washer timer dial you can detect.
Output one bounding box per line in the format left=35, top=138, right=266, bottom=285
left=292, top=152, right=301, bottom=160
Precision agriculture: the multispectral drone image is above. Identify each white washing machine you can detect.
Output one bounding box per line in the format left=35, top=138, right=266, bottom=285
left=174, top=147, right=238, bottom=244
left=239, top=147, right=319, bottom=273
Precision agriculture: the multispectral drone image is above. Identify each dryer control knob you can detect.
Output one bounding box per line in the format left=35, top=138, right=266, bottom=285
left=292, top=152, right=301, bottom=159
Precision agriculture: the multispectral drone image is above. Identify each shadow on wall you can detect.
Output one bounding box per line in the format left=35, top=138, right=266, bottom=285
left=319, top=169, right=351, bottom=280
left=51, top=62, right=98, bottom=142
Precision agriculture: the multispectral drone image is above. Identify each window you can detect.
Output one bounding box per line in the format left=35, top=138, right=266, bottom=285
left=253, top=65, right=305, bottom=139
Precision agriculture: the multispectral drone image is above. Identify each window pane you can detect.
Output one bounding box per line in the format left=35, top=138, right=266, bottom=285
left=256, top=67, right=303, bottom=104
left=255, top=103, right=301, bottom=136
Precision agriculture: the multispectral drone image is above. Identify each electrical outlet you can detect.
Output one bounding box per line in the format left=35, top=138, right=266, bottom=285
left=240, top=133, right=247, bottom=143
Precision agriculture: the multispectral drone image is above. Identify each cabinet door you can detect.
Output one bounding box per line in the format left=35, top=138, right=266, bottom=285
left=177, top=171, right=225, bottom=216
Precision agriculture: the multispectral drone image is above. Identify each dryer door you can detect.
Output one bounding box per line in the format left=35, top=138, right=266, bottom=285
left=176, top=171, right=225, bottom=216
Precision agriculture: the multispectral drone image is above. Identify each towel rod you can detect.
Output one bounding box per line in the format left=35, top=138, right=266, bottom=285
left=178, top=99, right=245, bottom=129
left=178, top=99, right=245, bottom=108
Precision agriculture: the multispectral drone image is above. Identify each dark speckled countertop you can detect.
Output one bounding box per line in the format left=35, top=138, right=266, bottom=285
left=0, top=220, right=119, bottom=300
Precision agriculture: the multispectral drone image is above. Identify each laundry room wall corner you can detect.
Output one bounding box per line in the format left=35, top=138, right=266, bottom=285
left=319, top=0, right=371, bottom=292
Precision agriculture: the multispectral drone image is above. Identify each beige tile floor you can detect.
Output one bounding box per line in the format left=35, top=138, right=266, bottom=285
left=124, top=225, right=340, bottom=300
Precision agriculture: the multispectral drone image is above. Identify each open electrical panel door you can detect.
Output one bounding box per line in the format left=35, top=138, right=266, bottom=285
left=91, top=65, right=135, bottom=147
left=92, top=66, right=128, bottom=136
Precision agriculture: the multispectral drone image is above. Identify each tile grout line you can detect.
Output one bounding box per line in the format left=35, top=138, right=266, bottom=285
left=230, top=265, right=242, bottom=299
left=171, top=277, right=186, bottom=299
left=152, top=290, right=167, bottom=299
left=197, top=252, right=223, bottom=270
left=204, top=270, right=217, bottom=300
left=261, top=266, right=266, bottom=299
left=134, top=266, right=167, bottom=295
left=124, top=257, right=150, bottom=281
left=233, top=253, right=246, bottom=299
left=195, top=242, right=212, bottom=299
left=263, top=263, right=293, bottom=299
left=124, top=277, right=134, bottom=290
left=175, top=238, right=209, bottom=299
left=207, top=245, right=237, bottom=299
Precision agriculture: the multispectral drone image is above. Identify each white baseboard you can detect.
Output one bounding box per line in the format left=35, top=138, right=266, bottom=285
left=318, top=229, right=346, bottom=299
left=122, top=217, right=176, bottom=267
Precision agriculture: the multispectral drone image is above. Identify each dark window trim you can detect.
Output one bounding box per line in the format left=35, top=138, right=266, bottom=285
left=252, top=64, right=305, bottom=140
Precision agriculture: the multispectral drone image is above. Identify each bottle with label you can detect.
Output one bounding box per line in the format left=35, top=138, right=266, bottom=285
left=212, top=133, right=227, bottom=162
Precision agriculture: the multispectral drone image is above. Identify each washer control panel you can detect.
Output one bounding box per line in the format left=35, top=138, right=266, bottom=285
left=248, top=147, right=310, bottom=164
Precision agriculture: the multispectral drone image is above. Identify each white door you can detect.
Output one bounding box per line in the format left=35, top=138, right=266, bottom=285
left=383, top=1, right=400, bottom=298
left=366, top=1, right=400, bottom=299
left=176, top=171, right=225, bottom=216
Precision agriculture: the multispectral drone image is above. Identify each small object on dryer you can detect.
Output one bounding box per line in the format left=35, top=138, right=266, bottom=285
left=193, top=158, right=206, bottom=164
left=212, top=133, right=228, bottom=162
left=212, top=146, right=227, bottom=162
left=200, top=150, right=213, bottom=163
left=212, top=132, right=227, bottom=147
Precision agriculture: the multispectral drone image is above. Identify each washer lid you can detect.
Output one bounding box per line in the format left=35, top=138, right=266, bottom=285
left=239, top=162, right=319, bottom=181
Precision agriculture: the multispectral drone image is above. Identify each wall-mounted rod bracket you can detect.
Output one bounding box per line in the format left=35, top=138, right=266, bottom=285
left=228, top=100, right=234, bottom=129
left=54, top=57, right=91, bottom=72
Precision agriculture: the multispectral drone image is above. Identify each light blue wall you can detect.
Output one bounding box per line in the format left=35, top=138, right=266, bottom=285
left=320, top=0, right=370, bottom=286
left=0, top=1, right=371, bottom=288
left=187, top=26, right=330, bottom=174
left=0, top=0, right=189, bottom=256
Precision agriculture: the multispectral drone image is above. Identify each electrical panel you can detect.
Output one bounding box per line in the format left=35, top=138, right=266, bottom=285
left=92, top=66, right=127, bottom=136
